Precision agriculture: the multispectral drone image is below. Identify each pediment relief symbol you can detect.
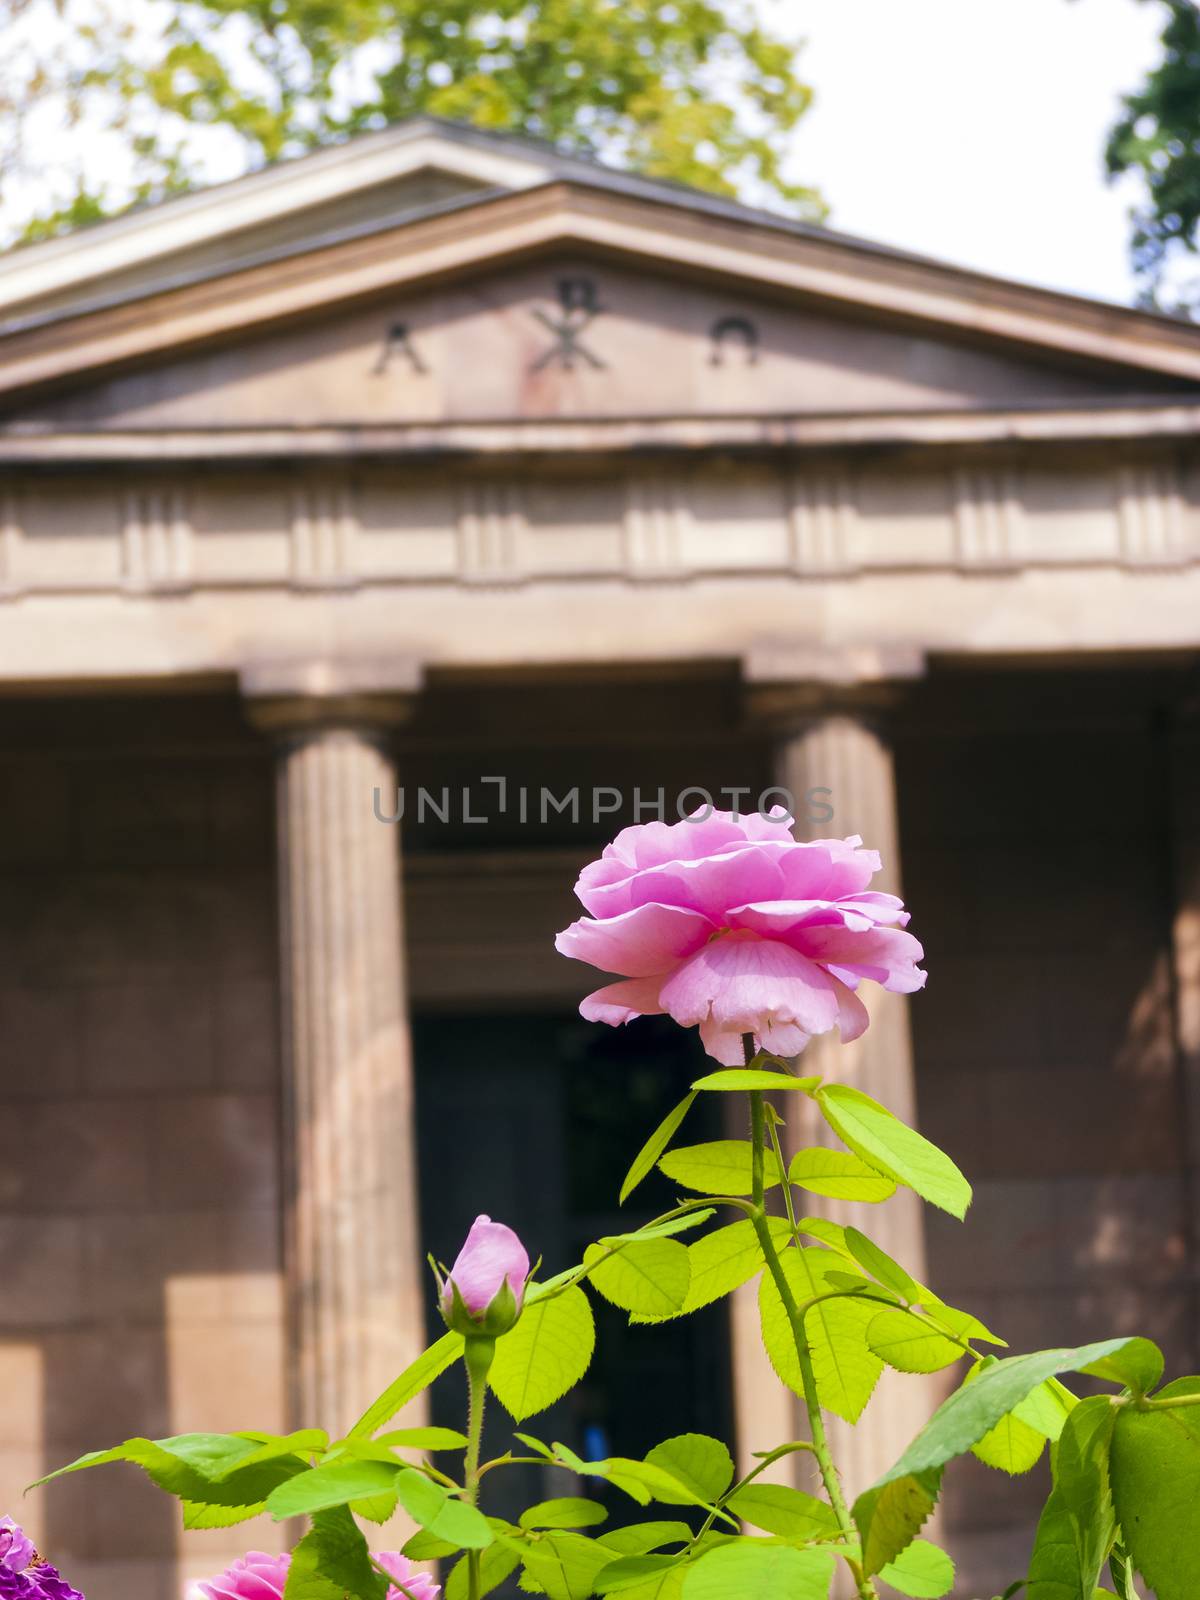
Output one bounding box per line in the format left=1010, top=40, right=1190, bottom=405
left=13, top=253, right=1159, bottom=431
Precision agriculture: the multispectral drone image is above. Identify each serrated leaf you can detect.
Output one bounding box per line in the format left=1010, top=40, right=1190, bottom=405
left=1027, top=1396, right=1117, bottom=1600
left=1110, top=1385, right=1200, bottom=1600
left=971, top=1410, right=1046, bottom=1475
left=283, top=1506, right=386, bottom=1600
left=267, top=1459, right=400, bottom=1519
left=726, top=1481, right=839, bottom=1539
left=351, top=1491, right=399, bottom=1524
left=853, top=1470, right=942, bottom=1577
left=31, top=1432, right=306, bottom=1517
left=597, top=1523, right=693, bottom=1556
left=844, top=1227, right=924, bottom=1303
left=375, top=1427, right=469, bottom=1451
left=643, top=1434, right=733, bottom=1503
left=868, top=1310, right=965, bottom=1375
left=620, top=1092, right=697, bottom=1205
left=691, top=1070, right=820, bottom=1093
left=789, top=1147, right=897, bottom=1202
left=759, top=1246, right=884, bottom=1423
left=877, top=1539, right=954, bottom=1598
left=594, top=1555, right=682, bottom=1594
left=520, top=1498, right=609, bottom=1530
left=873, top=1340, right=1140, bottom=1489
left=446, top=1543, right=521, bottom=1600
left=659, top=1139, right=773, bottom=1196
left=682, top=1541, right=834, bottom=1600
left=1080, top=1337, right=1163, bottom=1397
left=490, top=1284, right=595, bottom=1422
left=584, top=1457, right=708, bottom=1507
left=585, top=1237, right=691, bottom=1317
left=816, top=1086, right=972, bottom=1219
left=630, top=1218, right=790, bottom=1324
left=521, top=1533, right=613, bottom=1600
left=348, top=1331, right=464, bottom=1438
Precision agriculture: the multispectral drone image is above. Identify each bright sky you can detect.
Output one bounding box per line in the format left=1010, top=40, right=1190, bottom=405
left=3, top=0, right=1166, bottom=308
left=775, top=0, right=1163, bottom=304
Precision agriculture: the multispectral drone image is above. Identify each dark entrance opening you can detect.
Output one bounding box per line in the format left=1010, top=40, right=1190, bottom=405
left=414, top=1011, right=734, bottom=1537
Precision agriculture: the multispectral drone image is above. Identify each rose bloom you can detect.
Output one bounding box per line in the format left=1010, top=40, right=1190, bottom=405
left=556, top=808, right=925, bottom=1065
left=191, top=1551, right=438, bottom=1600
left=442, top=1215, right=530, bottom=1322
left=0, top=1519, right=83, bottom=1600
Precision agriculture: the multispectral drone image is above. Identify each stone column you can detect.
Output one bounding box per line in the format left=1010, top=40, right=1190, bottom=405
left=731, top=650, right=933, bottom=1510
left=244, top=661, right=428, bottom=1438
left=1169, top=695, right=1200, bottom=1358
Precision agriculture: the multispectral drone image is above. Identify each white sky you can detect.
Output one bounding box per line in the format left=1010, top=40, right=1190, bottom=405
left=3, top=0, right=1166, bottom=307
left=774, top=0, right=1163, bottom=304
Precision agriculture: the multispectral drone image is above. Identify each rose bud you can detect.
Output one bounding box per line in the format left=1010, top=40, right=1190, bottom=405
left=437, top=1215, right=531, bottom=1338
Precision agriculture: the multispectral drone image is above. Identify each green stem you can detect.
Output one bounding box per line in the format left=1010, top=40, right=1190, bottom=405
left=463, top=1336, right=494, bottom=1600
left=744, top=1037, right=876, bottom=1600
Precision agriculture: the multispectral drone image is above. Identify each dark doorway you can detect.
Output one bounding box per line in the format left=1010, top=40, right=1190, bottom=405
left=413, top=1011, right=734, bottom=1536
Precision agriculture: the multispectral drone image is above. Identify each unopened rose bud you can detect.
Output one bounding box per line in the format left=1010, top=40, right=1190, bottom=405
left=438, top=1215, right=531, bottom=1338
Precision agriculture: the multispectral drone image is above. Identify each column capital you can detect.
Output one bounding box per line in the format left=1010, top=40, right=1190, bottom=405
left=240, top=656, right=423, bottom=738
left=741, top=642, right=925, bottom=733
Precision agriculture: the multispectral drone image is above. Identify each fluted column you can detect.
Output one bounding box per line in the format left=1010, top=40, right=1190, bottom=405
left=730, top=662, right=932, bottom=1524
left=245, top=663, right=427, bottom=1438
left=1169, top=695, right=1200, bottom=1356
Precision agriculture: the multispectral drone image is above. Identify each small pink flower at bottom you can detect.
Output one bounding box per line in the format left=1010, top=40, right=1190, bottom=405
left=190, top=1551, right=439, bottom=1600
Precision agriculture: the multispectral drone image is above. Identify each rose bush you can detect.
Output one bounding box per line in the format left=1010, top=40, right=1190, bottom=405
left=30, top=813, right=1199, bottom=1600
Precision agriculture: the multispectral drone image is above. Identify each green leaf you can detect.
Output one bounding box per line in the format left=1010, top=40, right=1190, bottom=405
left=446, top=1542, right=522, bottom=1600
left=726, top=1481, right=839, bottom=1539
left=868, top=1310, right=965, bottom=1376
left=521, top=1533, right=614, bottom=1600
left=877, top=1539, right=955, bottom=1599
left=970, top=1410, right=1046, bottom=1475
left=31, top=1433, right=306, bottom=1517
left=643, top=1435, right=733, bottom=1503
left=1110, top=1384, right=1200, bottom=1600
left=1026, top=1395, right=1117, bottom=1600
left=659, top=1140, right=773, bottom=1196
left=1080, top=1338, right=1163, bottom=1397
left=490, top=1283, right=595, bottom=1422
left=375, top=1427, right=469, bottom=1451
left=283, top=1507, right=386, bottom=1600
left=268, top=1460, right=400, bottom=1520
left=844, top=1227, right=923, bottom=1304
left=594, top=1556, right=682, bottom=1595
left=582, top=1458, right=709, bottom=1508
left=350, top=1491, right=399, bottom=1524
left=788, top=1147, right=897, bottom=1203
left=691, top=1070, right=820, bottom=1093
left=630, top=1219, right=791, bottom=1324
left=853, top=1470, right=942, bottom=1577
left=348, top=1331, right=464, bottom=1438
left=520, top=1498, right=609, bottom=1531
left=759, top=1246, right=884, bottom=1423
left=682, top=1541, right=835, bottom=1600
left=872, top=1340, right=1141, bottom=1489
left=620, top=1092, right=697, bottom=1204
left=816, top=1085, right=972, bottom=1220
left=584, top=1238, right=691, bottom=1317
left=597, top=1524, right=693, bottom=1556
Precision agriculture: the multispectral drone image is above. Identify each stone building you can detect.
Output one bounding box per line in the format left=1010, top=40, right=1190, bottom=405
left=0, top=118, right=1197, bottom=1599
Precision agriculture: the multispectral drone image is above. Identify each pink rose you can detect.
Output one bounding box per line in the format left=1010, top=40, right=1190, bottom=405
left=555, top=808, right=925, bottom=1065
left=440, top=1215, right=531, bottom=1334
left=190, top=1550, right=439, bottom=1600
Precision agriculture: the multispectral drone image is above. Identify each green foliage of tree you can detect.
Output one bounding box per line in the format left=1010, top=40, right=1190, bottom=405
left=1, top=0, right=823, bottom=244
left=1105, top=0, right=1200, bottom=310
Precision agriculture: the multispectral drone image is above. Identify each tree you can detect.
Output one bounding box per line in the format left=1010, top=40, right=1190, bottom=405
left=1106, top=0, right=1200, bottom=311
left=0, top=0, right=823, bottom=246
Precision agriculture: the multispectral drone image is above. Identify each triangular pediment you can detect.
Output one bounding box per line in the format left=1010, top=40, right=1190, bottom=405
left=10, top=251, right=1183, bottom=432
left=4, top=169, right=1200, bottom=437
